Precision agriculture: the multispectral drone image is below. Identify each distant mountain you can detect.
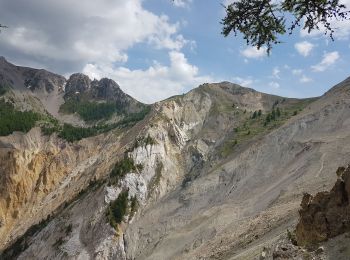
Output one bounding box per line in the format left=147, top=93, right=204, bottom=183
left=0, top=57, right=149, bottom=129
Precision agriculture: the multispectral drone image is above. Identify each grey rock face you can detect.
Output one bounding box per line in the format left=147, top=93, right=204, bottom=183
left=65, top=73, right=92, bottom=95
left=23, top=69, right=66, bottom=93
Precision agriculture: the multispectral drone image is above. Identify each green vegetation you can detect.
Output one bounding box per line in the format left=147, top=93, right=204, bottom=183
left=58, top=124, right=97, bottom=142
left=222, top=0, right=348, bottom=53
left=148, top=160, right=163, bottom=198
left=109, top=156, right=142, bottom=185
left=0, top=177, right=104, bottom=259
left=60, top=98, right=118, bottom=121
left=39, top=114, right=60, bottom=135
left=0, top=215, right=52, bottom=260
left=60, top=96, right=151, bottom=124
left=107, top=191, right=140, bottom=228
left=287, top=229, right=298, bottom=246
left=263, top=108, right=282, bottom=126
left=133, top=134, right=157, bottom=149
left=0, top=83, right=9, bottom=95
left=42, top=105, right=151, bottom=142
left=251, top=109, right=262, bottom=119
left=220, top=99, right=315, bottom=157
left=0, top=100, right=40, bottom=136
left=107, top=190, right=129, bottom=229
left=129, top=195, right=139, bottom=220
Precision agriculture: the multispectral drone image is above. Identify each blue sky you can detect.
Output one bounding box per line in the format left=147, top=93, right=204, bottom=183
left=0, top=0, right=349, bottom=103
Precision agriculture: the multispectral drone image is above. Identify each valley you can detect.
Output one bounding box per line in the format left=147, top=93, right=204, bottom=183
left=1, top=57, right=350, bottom=259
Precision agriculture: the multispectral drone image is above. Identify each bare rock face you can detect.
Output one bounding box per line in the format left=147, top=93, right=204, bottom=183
left=23, top=69, right=66, bottom=93
left=64, top=74, right=142, bottom=114
left=65, top=73, right=92, bottom=96
left=296, top=166, right=350, bottom=247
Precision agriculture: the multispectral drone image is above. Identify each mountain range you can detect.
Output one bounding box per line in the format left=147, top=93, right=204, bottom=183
left=1, top=57, right=350, bottom=259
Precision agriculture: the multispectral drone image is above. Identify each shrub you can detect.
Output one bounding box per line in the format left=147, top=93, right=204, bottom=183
left=65, top=224, right=73, bottom=235
left=276, top=107, right=281, bottom=117
left=287, top=229, right=298, bottom=245
left=129, top=196, right=139, bottom=220
left=148, top=160, right=163, bottom=197
left=110, top=156, right=141, bottom=185
left=0, top=84, right=8, bottom=96
left=107, top=190, right=129, bottom=228
left=133, top=134, right=157, bottom=149
left=251, top=111, right=257, bottom=119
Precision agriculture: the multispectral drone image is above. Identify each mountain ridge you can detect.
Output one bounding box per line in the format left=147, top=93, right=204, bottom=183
left=1, top=58, right=350, bottom=259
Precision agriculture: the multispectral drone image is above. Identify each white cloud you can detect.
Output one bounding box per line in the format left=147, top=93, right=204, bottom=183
left=83, top=51, right=214, bottom=103
left=0, top=0, right=190, bottom=72
left=241, top=46, right=267, bottom=59
left=173, top=0, right=193, bottom=8
left=292, top=69, right=303, bottom=75
left=0, top=0, right=211, bottom=103
left=269, top=81, right=280, bottom=89
left=272, top=67, right=280, bottom=79
left=311, top=51, right=340, bottom=72
left=300, top=75, right=313, bottom=83
left=231, top=76, right=254, bottom=87
left=294, top=41, right=314, bottom=57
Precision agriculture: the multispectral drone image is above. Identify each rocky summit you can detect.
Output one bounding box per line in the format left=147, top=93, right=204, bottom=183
left=1, top=57, right=350, bottom=259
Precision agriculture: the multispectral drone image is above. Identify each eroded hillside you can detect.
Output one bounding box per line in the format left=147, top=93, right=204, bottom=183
left=1, top=58, right=350, bottom=259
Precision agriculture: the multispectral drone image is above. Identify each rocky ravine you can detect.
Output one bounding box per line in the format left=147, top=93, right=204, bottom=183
left=1, top=58, right=350, bottom=259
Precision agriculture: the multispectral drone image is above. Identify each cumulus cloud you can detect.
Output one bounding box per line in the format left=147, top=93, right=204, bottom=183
left=83, top=51, right=214, bottom=103
left=272, top=67, right=280, bottom=79
left=311, top=51, right=340, bottom=72
left=0, top=0, right=213, bottom=102
left=231, top=76, right=254, bottom=87
left=300, top=75, right=313, bottom=83
left=173, top=0, right=193, bottom=8
left=241, top=46, right=267, bottom=59
left=0, top=0, right=189, bottom=72
left=294, top=41, right=314, bottom=57
left=269, top=81, right=280, bottom=89
left=292, top=69, right=303, bottom=75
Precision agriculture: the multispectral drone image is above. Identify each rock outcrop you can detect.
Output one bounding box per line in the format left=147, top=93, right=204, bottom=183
left=296, top=165, right=350, bottom=247
left=64, top=74, right=142, bottom=113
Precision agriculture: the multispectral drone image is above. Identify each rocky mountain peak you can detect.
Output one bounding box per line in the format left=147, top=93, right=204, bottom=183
left=65, top=73, right=92, bottom=95
left=0, top=57, right=66, bottom=94
left=64, top=74, right=137, bottom=107
left=22, top=68, right=66, bottom=93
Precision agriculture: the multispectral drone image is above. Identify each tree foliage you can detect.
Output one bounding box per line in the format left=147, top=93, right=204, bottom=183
left=0, top=100, right=40, bottom=136
left=222, top=0, right=350, bottom=52
left=107, top=190, right=129, bottom=228
left=60, top=99, right=119, bottom=122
